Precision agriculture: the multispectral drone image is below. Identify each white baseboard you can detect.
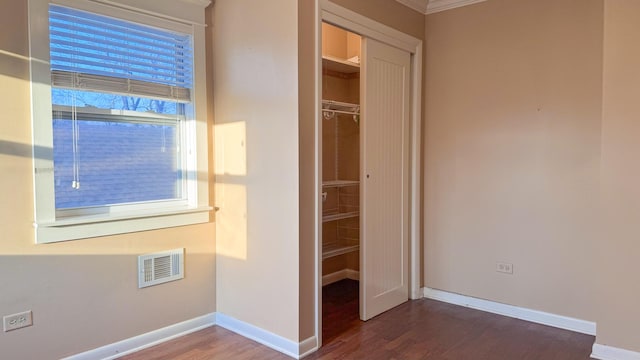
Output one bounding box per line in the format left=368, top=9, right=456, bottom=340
left=298, top=335, right=319, bottom=358
left=423, top=287, right=596, bottom=335
left=63, top=312, right=316, bottom=360
left=216, top=313, right=315, bottom=359
left=322, top=269, right=359, bottom=286
left=62, top=313, right=216, bottom=360
left=592, top=343, right=640, bottom=360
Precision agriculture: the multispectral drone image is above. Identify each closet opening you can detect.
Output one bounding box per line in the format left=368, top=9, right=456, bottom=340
left=321, top=22, right=362, bottom=343
left=316, top=2, right=422, bottom=351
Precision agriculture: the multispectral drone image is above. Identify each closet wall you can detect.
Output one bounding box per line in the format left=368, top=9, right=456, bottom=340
left=321, top=23, right=361, bottom=280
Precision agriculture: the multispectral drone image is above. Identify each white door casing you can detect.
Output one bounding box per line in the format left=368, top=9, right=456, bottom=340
left=360, top=37, right=411, bottom=321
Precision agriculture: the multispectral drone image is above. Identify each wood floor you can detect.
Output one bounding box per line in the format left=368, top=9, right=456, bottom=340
left=120, top=280, right=595, bottom=359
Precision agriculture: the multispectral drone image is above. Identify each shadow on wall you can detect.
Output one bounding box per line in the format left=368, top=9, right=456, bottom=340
left=0, top=50, right=31, bottom=83
left=0, top=140, right=52, bottom=160
left=0, top=252, right=216, bottom=359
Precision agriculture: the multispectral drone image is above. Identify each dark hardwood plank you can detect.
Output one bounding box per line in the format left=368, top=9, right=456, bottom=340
left=321, top=278, right=360, bottom=344
left=120, top=280, right=595, bottom=359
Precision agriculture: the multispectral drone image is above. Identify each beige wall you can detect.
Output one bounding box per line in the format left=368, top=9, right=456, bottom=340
left=329, top=0, right=424, bottom=41
left=213, top=0, right=301, bottom=342
left=599, top=0, right=640, bottom=352
left=0, top=1, right=216, bottom=359
left=424, top=0, right=603, bottom=323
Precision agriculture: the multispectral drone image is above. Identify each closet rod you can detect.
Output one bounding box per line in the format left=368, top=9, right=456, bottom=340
left=323, top=109, right=359, bottom=116
left=322, top=109, right=360, bottom=123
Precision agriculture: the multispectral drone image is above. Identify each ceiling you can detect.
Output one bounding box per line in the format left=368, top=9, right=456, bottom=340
left=396, top=0, right=487, bottom=14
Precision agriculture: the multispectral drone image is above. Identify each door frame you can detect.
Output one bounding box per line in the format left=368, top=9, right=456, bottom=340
left=314, top=0, right=423, bottom=346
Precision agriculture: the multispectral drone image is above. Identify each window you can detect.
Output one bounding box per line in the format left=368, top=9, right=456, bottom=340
left=29, top=0, right=210, bottom=243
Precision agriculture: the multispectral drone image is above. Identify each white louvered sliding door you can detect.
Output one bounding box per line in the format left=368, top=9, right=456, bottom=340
left=360, top=38, right=411, bottom=321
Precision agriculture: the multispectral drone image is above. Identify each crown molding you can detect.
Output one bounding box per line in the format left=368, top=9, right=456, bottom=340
left=395, top=0, right=429, bottom=14
left=426, top=0, right=487, bottom=14
left=178, top=0, right=211, bottom=7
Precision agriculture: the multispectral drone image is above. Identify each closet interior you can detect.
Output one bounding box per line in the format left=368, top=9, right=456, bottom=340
left=321, top=22, right=361, bottom=317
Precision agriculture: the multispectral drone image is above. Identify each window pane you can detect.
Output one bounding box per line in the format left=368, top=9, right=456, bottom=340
left=52, top=88, right=181, bottom=115
left=53, top=117, right=182, bottom=209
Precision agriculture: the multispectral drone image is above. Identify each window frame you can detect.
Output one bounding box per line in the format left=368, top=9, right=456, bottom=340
left=29, top=0, right=211, bottom=243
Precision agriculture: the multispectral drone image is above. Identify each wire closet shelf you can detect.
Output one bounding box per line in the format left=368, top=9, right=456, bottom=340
left=322, top=99, right=360, bottom=123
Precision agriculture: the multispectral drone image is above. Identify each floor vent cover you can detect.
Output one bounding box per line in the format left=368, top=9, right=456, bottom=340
left=138, top=248, right=184, bottom=288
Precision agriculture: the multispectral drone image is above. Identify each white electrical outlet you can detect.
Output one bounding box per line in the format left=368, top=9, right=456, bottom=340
left=3, top=311, right=33, bottom=332
left=496, top=262, right=513, bottom=274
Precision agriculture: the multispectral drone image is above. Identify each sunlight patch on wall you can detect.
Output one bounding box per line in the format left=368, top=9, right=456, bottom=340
left=214, top=121, right=248, bottom=260
left=215, top=121, right=246, bottom=177
left=214, top=183, right=247, bottom=260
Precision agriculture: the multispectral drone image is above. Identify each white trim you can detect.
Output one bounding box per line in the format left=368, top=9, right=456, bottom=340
left=395, top=0, right=428, bottom=14
left=62, top=312, right=319, bottom=360
left=62, top=313, right=216, bottom=360
left=177, top=0, right=211, bottom=7
left=313, top=0, right=323, bottom=350
left=426, top=0, right=487, bottom=14
left=592, top=344, right=640, bottom=360
left=423, top=288, right=597, bottom=335
left=215, top=313, right=301, bottom=359
left=322, top=269, right=359, bottom=286
left=321, top=0, right=421, bottom=53
left=36, top=210, right=210, bottom=243
left=409, top=43, right=423, bottom=301
left=89, top=0, right=210, bottom=26
left=299, top=336, right=319, bottom=359
left=53, top=0, right=195, bottom=32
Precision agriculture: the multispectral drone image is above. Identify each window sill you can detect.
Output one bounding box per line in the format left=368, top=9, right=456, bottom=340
left=35, top=205, right=212, bottom=244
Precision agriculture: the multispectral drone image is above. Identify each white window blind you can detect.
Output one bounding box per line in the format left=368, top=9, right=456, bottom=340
left=49, top=4, right=193, bottom=102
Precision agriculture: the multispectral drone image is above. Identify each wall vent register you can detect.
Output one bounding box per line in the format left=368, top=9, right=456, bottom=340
left=138, top=248, right=184, bottom=288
